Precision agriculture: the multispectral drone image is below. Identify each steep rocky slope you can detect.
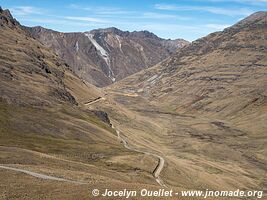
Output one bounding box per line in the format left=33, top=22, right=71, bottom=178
left=27, top=26, right=188, bottom=87
left=110, top=11, right=267, bottom=130
left=0, top=8, right=163, bottom=199
left=106, top=12, right=267, bottom=192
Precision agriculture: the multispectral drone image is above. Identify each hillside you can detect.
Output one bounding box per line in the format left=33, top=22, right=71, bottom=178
left=0, top=8, right=164, bottom=199
left=109, top=11, right=267, bottom=132
left=27, top=26, right=188, bottom=87
left=106, top=11, right=267, bottom=192
left=1, top=5, right=266, bottom=199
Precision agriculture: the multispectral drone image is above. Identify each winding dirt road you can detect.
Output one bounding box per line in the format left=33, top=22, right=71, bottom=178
left=0, top=96, right=166, bottom=187
left=83, top=97, right=166, bottom=187
left=0, top=165, right=85, bottom=184
left=84, top=97, right=105, bottom=105
left=112, top=125, right=166, bottom=187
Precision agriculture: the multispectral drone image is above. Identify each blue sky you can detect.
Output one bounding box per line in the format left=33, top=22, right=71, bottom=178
left=0, top=0, right=266, bottom=41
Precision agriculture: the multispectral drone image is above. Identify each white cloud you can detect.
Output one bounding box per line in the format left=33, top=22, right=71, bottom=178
left=142, top=23, right=230, bottom=32
left=69, top=4, right=131, bottom=15
left=141, top=24, right=203, bottom=32
left=154, top=4, right=254, bottom=16
left=202, top=0, right=267, bottom=2
left=139, top=22, right=234, bottom=41
left=141, top=12, right=190, bottom=20
left=20, top=18, right=101, bottom=27
left=204, top=23, right=231, bottom=30
left=10, top=6, right=43, bottom=16
left=68, top=4, right=191, bottom=21
left=189, top=0, right=267, bottom=6
left=64, top=16, right=108, bottom=23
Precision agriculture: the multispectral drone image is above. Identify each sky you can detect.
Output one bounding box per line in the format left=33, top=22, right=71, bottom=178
left=0, top=0, right=266, bottom=41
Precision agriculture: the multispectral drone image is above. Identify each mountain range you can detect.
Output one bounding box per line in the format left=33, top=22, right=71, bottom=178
left=27, top=26, right=188, bottom=87
left=0, top=6, right=266, bottom=200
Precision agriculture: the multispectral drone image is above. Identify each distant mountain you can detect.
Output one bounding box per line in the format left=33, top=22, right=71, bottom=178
left=27, top=26, right=188, bottom=87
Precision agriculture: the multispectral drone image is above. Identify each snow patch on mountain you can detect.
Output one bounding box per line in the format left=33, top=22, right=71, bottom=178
left=116, top=35, right=123, bottom=54
left=75, top=41, right=79, bottom=52
left=84, top=33, right=115, bottom=82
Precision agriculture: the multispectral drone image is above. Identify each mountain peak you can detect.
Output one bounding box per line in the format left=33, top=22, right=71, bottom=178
left=244, top=11, right=267, bottom=21
left=88, top=27, right=160, bottom=39
left=89, top=27, right=127, bottom=36
left=131, top=30, right=158, bottom=39
left=0, top=8, right=13, bottom=19
left=231, top=11, right=267, bottom=29
left=0, top=7, right=19, bottom=28
left=102, top=27, right=123, bottom=33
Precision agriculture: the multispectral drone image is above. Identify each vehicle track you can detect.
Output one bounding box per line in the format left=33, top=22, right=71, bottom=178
left=0, top=165, right=86, bottom=184
left=112, top=125, right=166, bottom=187
left=84, top=97, right=167, bottom=187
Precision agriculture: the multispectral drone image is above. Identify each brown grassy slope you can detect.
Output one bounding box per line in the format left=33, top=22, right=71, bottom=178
left=0, top=8, right=164, bottom=199
left=108, top=11, right=267, bottom=135
left=104, top=12, right=267, bottom=192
